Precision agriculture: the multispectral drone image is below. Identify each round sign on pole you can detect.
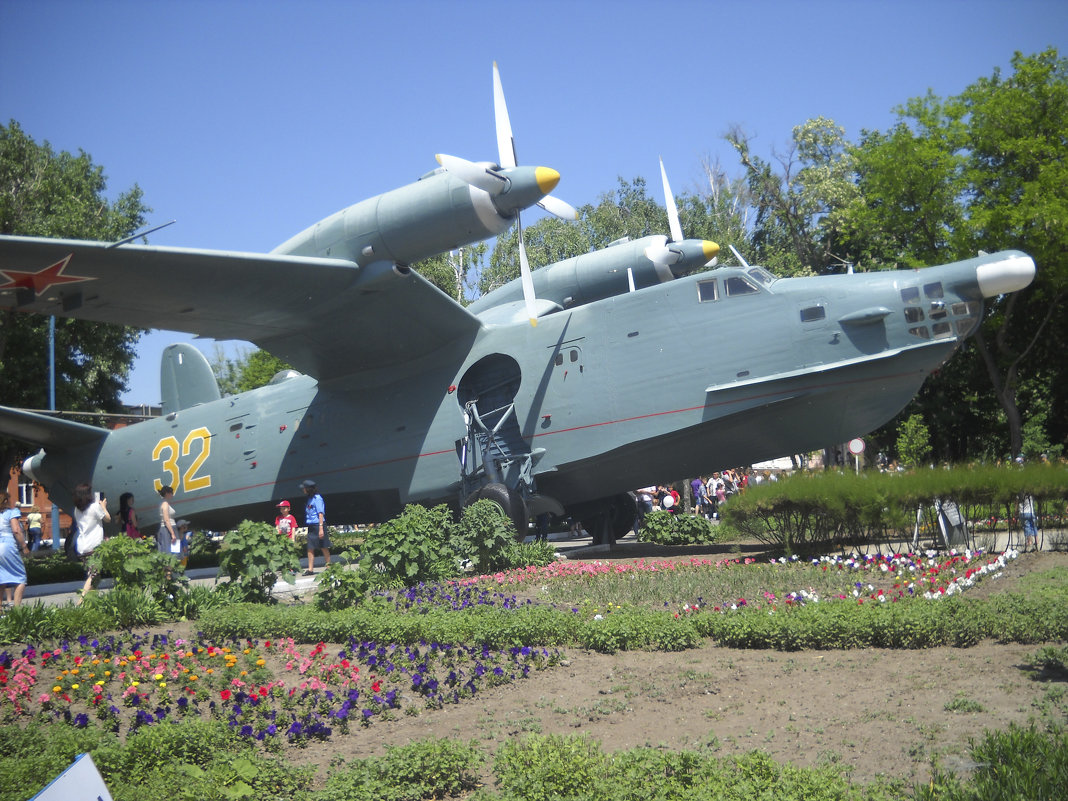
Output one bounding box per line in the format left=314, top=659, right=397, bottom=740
left=848, top=438, right=865, bottom=456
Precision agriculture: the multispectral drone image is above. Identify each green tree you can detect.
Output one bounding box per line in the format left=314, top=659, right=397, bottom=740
left=235, top=349, right=293, bottom=393
left=896, top=414, right=932, bottom=468
left=479, top=177, right=672, bottom=296
left=0, top=121, right=149, bottom=471
left=837, top=49, right=1068, bottom=458
left=208, top=346, right=293, bottom=395
left=727, top=117, right=858, bottom=275
left=413, top=241, right=486, bottom=302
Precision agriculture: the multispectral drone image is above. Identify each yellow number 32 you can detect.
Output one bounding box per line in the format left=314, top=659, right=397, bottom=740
left=152, top=427, right=213, bottom=494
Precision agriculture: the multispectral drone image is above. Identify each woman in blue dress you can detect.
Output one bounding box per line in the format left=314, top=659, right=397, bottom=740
left=0, top=490, right=29, bottom=607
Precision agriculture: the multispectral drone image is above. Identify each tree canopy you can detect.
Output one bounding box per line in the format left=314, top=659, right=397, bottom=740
left=0, top=122, right=150, bottom=475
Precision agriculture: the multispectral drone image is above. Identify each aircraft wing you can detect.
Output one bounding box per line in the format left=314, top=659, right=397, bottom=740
left=0, top=236, right=483, bottom=381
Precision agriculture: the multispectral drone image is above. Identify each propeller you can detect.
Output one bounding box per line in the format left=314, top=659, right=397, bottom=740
left=437, top=63, right=578, bottom=327
left=492, top=63, right=578, bottom=222
left=644, top=156, right=719, bottom=270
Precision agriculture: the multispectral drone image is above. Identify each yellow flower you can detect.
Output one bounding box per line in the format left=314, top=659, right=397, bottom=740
left=256, top=659, right=265, bottom=667
left=206, top=669, right=214, bottom=675
left=71, top=683, right=79, bottom=690
left=154, top=673, right=163, bottom=681
left=52, top=686, right=61, bottom=693
left=104, top=671, right=111, bottom=677
left=159, top=682, right=167, bottom=689
left=71, top=668, right=79, bottom=675
left=189, top=675, right=198, bottom=682
left=240, top=670, right=247, bottom=677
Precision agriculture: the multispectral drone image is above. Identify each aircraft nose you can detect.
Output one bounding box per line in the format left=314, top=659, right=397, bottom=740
left=976, top=253, right=1035, bottom=297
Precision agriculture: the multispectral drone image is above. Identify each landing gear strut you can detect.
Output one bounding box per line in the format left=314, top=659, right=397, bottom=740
left=574, top=493, right=637, bottom=547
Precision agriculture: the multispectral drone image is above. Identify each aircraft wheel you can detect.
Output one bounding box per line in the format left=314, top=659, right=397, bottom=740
left=465, top=483, right=529, bottom=540
left=579, top=493, right=637, bottom=546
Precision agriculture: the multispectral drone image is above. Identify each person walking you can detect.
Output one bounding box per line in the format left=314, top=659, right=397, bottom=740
left=25, top=505, right=43, bottom=551
left=0, top=491, right=29, bottom=607
left=72, top=483, right=110, bottom=603
left=301, top=479, right=330, bottom=575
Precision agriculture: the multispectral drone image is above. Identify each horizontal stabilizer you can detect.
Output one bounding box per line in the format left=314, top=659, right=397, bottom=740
left=0, top=404, right=109, bottom=450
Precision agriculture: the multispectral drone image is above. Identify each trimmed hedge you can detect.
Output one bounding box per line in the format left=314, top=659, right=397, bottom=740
left=722, top=463, right=1067, bottom=554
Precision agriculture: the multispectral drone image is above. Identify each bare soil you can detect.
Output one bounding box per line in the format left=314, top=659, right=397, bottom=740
left=261, top=546, right=1068, bottom=790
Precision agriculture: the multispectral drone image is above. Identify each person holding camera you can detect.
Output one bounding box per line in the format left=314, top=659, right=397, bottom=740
left=72, top=483, right=110, bottom=603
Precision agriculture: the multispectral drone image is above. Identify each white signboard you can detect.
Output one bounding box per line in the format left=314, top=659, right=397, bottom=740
left=31, top=753, right=112, bottom=801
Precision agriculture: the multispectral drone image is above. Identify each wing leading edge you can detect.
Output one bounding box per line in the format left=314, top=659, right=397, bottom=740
left=0, top=236, right=484, bottom=381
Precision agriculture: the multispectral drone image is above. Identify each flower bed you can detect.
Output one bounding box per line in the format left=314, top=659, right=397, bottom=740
left=0, top=632, right=561, bottom=744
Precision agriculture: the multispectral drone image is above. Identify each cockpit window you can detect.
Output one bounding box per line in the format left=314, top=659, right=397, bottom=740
left=747, top=266, right=776, bottom=285
left=725, top=276, right=759, bottom=297
left=904, top=307, right=925, bottom=323
left=900, top=286, right=920, bottom=305
left=697, top=280, right=718, bottom=302
left=924, top=282, right=944, bottom=299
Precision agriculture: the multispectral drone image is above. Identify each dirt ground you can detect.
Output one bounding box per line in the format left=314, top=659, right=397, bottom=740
left=264, top=546, right=1068, bottom=790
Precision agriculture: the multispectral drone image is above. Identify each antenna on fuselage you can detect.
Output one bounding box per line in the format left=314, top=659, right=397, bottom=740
left=108, top=220, right=177, bottom=248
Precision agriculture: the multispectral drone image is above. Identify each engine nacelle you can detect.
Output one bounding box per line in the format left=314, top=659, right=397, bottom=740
left=272, top=166, right=556, bottom=267
left=470, top=235, right=719, bottom=314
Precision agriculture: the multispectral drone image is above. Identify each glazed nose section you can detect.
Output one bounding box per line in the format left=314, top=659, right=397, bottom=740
left=976, top=254, right=1035, bottom=297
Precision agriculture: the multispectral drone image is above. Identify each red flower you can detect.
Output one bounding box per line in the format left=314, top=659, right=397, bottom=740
left=220, top=689, right=232, bottom=701
left=371, top=681, right=381, bottom=693
left=259, top=686, right=268, bottom=697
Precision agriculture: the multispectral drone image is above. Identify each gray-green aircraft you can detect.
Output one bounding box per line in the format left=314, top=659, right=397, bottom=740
left=0, top=65, right=1036, bottom=543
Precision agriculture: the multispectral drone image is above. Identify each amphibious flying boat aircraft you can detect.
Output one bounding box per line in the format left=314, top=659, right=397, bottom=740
left=0, top=65, right=1036, bottom=543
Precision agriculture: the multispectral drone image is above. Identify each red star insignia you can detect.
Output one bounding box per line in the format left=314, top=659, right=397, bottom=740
left=0, top=254, right=95, bottom=297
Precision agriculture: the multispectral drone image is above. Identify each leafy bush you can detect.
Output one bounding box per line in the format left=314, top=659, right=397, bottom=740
left=501, top=539, right=559, bottom=569
left=318, top=737, right=483, bottom=800
left=25, top=550, right=85, bottom=584
left=86, top=535, right=189, bottom=612
left=217, top=520, right=301, bottom=603
left=314, top=549, right=375, bottom=612
left=450, top=499, right=517, bottom=572
left=360, top=504, right=458, bottom=585
left=494, top=733, right=608, bottom=801
left=918, top=724, right=1068, bottom=801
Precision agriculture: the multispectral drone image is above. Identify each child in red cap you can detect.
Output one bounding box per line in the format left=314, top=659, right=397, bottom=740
left=275, top=500, right=298, bottom=540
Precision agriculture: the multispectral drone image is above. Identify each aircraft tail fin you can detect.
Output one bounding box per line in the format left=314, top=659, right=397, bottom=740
left=0, top=404, right=109, bottom=450
left=161, top=343, right=222, bottom=414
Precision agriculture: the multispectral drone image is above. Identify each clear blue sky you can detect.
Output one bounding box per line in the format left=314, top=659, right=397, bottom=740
left=1, top=0, right=1063, bottom=405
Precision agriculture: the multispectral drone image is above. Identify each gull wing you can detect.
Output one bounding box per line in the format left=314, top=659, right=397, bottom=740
left=0, top=236, right=483, bottom=382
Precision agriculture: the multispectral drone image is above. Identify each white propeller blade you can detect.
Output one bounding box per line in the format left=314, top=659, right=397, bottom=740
left=493, top=62, right=518, bottom=169
left=435, top=154, right=506, bottom=195
left=517, top=216, right=538, bottom=327
left=660, top=156, right=684, bottom=243
left=537, top=194, right=579, bottom=220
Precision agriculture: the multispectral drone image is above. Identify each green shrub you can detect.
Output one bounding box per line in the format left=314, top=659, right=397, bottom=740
left=314, top=549, right=375, bottom=612
left=216, top=520, right=301, bottom=603
left=501, top=539, right=559, bottom=569
left=319, top=738, right=483, bottom=800
left=86, top=535, right=189, bottom=614
left=360, top=504, right=458, bottom=585
left=450, top=499, right=518, bottom=572
left=494, top=733, right=607, bottom=801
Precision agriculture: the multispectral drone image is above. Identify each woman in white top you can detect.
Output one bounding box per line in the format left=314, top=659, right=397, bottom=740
left=72, top=482, right=110, bottom=603
left=157, top=486, right=177, bottom=554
